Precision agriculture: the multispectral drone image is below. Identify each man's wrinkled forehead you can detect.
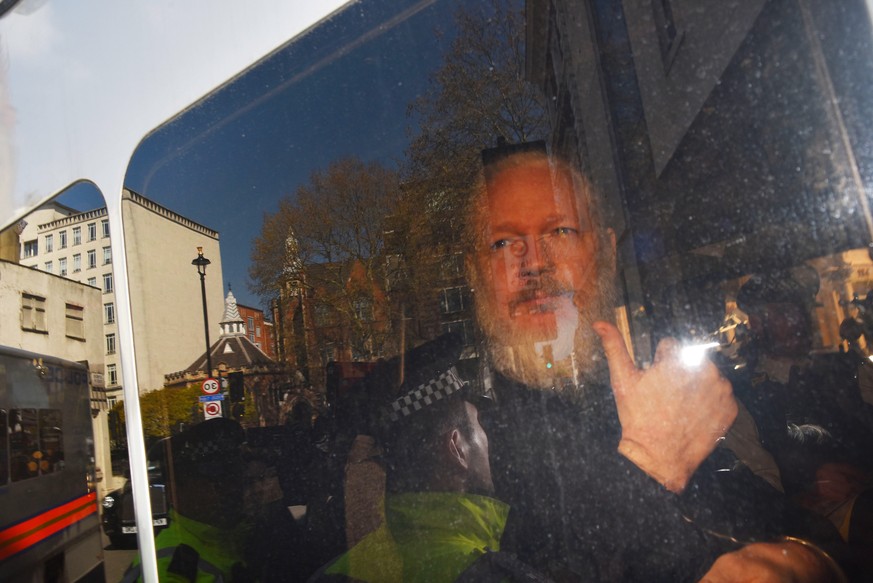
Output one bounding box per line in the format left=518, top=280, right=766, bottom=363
left=478, top=156, right=593, bottom=233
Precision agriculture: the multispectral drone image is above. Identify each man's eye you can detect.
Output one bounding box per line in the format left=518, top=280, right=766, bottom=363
left=490, top=239, right=511, bottom=251
left=553, top=227, right=579, bottom=237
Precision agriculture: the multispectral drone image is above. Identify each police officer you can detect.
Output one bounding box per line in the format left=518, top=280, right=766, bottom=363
left=310, top=334, right=551, bottom=583
left=122, top=418, right=251, bottom=583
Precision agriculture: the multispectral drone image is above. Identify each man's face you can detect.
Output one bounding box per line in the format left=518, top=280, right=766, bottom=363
left=462, top=400, right=494, bottom=495
left=471, top=155, right=615, bottom=389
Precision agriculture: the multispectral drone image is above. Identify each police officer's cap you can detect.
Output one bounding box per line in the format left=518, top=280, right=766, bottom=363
left=171, top=418, right=244, bottom=478
left=363, top=333, right=481, bottom=437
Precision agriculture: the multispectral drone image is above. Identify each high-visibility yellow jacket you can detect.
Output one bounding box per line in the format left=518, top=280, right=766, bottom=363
left=122, top=509, right=248, bottom=583
left=315, top=492, right=509, bottom=583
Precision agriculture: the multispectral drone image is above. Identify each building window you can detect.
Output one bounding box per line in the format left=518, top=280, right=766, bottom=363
left=250, top=333, right=256, bottom=343
left=256, top=326, right=261, bottom=336
left=87, top=249, right=96, bottom=269
left=353, top=298, right=374, bottom=322
left=58, top=257, right=67, bottom=277
left=103, top=246, right=111, bottom=264
left=87, top=222, right=96, bottom=241
left=72, top=253, right=81, bottom=272
left=45, top=234, right=53, bottom=253
left=107, top=364, right=118, bottom=386
left=440, top=253, right=464, bottom=279
left=9, top=408, right=64, bottom=481
left=103, top=273, right=113, bottom=293
left=87, top=277, right=97, bottom=287
left=65, top=304, right=85, bottom=340
left=440, top=319, right=473, bottom=345
left=59, top=230, right=67, bottom=249
left=247, top=316, right=255, bottom=330
left=101, top=219, right=109, bottom=238
left=72, top=226, right=81, bottom=246
left=439, top=286, right=465, bottom=314
left=105, top=333, right=116, bottom=355
left=21, top=293, right=47, bottom=332
left=107, top=396, right=117, bottom=409
left=104, top=302, right=115, bottom=324
left=23, top=240, right=38, bottom=258
left=44, top=261, right=53, bottom=273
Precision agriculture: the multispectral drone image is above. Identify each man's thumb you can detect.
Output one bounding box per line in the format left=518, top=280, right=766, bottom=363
left=593, top=321, right=636, bottom=395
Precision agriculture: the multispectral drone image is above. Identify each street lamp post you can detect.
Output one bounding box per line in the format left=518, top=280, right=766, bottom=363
left=192, top=247, right=213, bottom=378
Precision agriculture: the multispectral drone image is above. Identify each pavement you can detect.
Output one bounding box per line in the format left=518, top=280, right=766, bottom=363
left=101, top=532, right=137, bottom=583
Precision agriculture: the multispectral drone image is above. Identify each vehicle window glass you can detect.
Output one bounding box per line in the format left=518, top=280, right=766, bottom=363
left=112, top=0, right=873, bottom=579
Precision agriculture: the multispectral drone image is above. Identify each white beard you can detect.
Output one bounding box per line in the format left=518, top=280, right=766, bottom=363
left=478, top=270, right=616, bottom=394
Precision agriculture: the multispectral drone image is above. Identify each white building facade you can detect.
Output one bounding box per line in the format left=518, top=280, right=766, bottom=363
left=0, top=259, right=119, bottom=495
left=18, top=189, right=224, bottom=396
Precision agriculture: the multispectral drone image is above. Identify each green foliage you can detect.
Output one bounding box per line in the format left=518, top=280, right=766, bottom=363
left=137, top=384, right=202, bottom=440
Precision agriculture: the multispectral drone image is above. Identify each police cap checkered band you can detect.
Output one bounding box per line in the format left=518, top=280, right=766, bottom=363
left=172, top=418, right=244, bottom=468
left=177, top=434, right=238, bottom=462
left=385, top=366, right=468, bottom=422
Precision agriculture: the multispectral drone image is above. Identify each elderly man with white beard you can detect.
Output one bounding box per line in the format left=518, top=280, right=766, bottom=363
left=464, top=148, right=847, bottom=582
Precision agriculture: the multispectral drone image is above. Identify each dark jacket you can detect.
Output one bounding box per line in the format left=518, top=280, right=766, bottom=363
left=482, top=373, right=842, bottom=582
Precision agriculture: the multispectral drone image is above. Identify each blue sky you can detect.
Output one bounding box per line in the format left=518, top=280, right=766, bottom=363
left=59, top=0, right=457, bottom=311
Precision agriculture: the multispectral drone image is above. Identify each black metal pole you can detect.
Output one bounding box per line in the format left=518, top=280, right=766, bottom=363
left=193, top=248, right=213, bottom=379
left=199, top=270, right=212, bottom=377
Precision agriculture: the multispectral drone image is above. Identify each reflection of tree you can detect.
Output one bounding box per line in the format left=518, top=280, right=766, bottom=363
left=110, top=387, right=199, bottom=441
left=397, top=0, right=547, bottom=342
left=405, top=0, right=547, bottom=193
left=249, top=157, right=402, bottom=368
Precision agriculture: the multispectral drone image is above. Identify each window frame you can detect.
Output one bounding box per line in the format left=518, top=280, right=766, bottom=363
left=21, top=293, right=47, bottom=333
left=65, top=303, right=85, bottom=340
left=23, top=239, right=38, bottom=258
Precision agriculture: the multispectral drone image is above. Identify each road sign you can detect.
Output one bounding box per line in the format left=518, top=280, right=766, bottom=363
left=201, top=378, right=220, bottom=395
left=199, top=394, right=223, bottom=402
left=203, top=401, right=222, bottom=419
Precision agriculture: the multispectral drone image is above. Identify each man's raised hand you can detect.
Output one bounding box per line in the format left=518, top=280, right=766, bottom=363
left=593, top=321, right=738, bottom=493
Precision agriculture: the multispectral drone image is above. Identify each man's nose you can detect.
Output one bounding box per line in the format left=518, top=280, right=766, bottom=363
left=513, top=235, right=551, bottom=276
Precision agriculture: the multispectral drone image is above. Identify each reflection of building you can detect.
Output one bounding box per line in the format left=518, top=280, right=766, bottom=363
left=0, top=259, right=119, bottom=496
left=276, top=259, right=394, bottom=390
left=15, top=201, right=125, bottom=403
left=237, top=299, right=275, bottom=359
left=121, top=189, right=224, bottom=393
left=382, top=200, right=476, bottom=350
left=526, top=0, right=873, bottom=355
left=166, top=288, right=293, bottom=425
left=15, top=190, right=225, bottom=395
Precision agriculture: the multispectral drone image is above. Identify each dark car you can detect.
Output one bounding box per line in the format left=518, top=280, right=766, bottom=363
left=102, top=480, right=168, bottom=548
left=101, top=459, right=169, bottom=548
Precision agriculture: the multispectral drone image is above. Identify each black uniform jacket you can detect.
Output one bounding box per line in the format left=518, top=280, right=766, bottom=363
left=481, top=373, right=842, bottom=582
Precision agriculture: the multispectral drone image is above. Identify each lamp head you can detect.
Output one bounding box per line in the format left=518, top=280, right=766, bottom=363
left=192, top=246, right=211, bottom=275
